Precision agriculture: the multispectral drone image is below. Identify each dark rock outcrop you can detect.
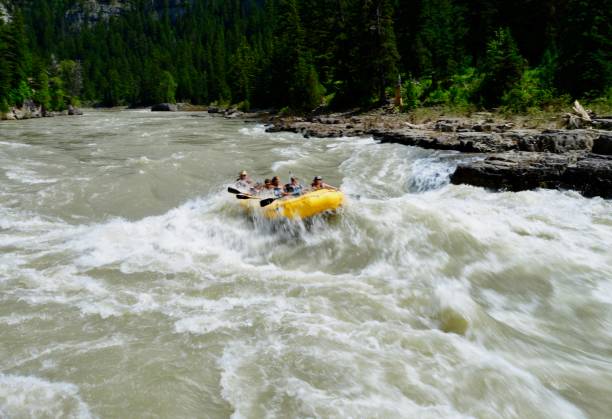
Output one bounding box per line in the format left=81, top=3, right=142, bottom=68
left=592, top=133, right=612, bottom=155
left=451, top=152, right=574, bottom=191
left=151, top=103, right=177, bottom=112
left=451, top=152, right=612, bottom=198
left=563, top=155, right=612, bottom=198
left=592, top=119, right=612, bottom=130
left=372, top=129, right=516, bottom=153
left=513, top=129, right=597, bottom=153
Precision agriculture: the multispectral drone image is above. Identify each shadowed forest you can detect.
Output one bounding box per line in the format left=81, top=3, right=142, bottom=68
left=1, top=0, right=610, bottom=113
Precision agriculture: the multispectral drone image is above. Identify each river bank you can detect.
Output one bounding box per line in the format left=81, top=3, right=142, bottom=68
left=1, top=100, right=83, bottom=120
left=266, top=109, right=612, bottom=199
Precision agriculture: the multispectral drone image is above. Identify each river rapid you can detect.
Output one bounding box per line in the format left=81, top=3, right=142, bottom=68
left=1, top=110, right=611, bottom=418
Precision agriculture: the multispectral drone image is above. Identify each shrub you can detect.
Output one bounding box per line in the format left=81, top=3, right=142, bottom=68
left=10, top=80, right=32, bottom=106
left=401, top=77, right=431, bottom=111
left=237, top=99, right=250, bottom=112
left=502, top=68, right=555, bottom=112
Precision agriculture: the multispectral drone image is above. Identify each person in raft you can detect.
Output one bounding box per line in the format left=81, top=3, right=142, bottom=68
left=236, top=170, right=255, bottom=191
left=271, top=176, right=284, bottom=198
left=284, top=176, right=303, bottom=196
left=311, top=175, right=337, bottom=190
left=257, top=178, right=275, bottom=196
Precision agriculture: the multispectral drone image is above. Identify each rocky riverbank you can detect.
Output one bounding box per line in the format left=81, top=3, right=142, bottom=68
left=1, top=100, right=83, bottom=120
left=266, top=112, right=612, bottom=199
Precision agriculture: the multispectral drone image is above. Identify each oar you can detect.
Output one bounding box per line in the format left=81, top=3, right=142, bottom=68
left=227, top=187, right=242, bottom=194
left=260, top=197, right=278, bottom=207
left=236, top=194, right=259, bottom=200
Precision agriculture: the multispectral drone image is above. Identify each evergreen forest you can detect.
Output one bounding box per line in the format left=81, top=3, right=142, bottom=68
left=1, top=0, right=611, bottom=113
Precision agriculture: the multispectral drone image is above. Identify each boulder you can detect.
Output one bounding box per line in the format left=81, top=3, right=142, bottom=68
left=592, top=133, right=612, bottom=155
left=151, top=103, right=177, bottom=112
left=563, top=155, right=612, bottom=198
left=68, top=105, right=83, bottom=115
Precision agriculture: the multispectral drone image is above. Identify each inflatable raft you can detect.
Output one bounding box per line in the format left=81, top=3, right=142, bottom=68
left=241, top=189, right=344, bottom=220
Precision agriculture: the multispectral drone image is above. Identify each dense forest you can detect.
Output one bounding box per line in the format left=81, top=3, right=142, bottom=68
left=0, top=0, right=611, bottom=113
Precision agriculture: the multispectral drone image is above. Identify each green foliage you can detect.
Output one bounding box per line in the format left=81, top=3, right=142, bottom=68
left=269, top=0, right=323, bottom=110
left=0, top=97, right=9, bottom=114
left=401, top=77, right=423, bottom=110
left=158, top=71, right=177, bottom=104
left=416, top=0, right=466, bottom=82
left=501, top=68, right=555, bottom=113
left=556, top=0, right=612, bottom=98
left=59, top=60, right=83, bottom=99
left=33, top=70, right=51, bottom=110
left=1, top=0, right=611, bottom=113
left=446, top=68, right=481, bottom=108
left=402, top=68, right=479, bottom=111
left=585, top=88, right=612, bottom=116
left=11, top=80, right=32, bottom=106
left=49, top=76, right=65, bottom=111
left=237, top=100, right=251, bottom=112
left=476, top=28, right=525, bottom=107
left=333, top=0, right=399, bottom=107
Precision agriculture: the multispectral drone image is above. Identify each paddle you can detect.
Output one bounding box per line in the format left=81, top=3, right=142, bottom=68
left=259, top=197, right=277, bottom=207
left=229, top=186, right=261, bottom=200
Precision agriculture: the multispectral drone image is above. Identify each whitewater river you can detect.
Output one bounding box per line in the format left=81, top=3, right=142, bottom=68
left=1, top=110, right=612, bottom=418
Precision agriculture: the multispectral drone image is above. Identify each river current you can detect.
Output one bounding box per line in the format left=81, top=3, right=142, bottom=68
left=1, top=110, right=611, bottom=418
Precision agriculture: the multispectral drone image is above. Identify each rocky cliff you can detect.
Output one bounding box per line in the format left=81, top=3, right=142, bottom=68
left=64, top=0, right=189, bottom=29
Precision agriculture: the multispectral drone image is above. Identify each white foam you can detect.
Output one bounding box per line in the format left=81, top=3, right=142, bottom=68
left=1, top=113, right=612, bottom=417
left=0, top=141, right=31, bottom=148
left=238, top=124, right=267, bottom=137
left=0, top=374, right=93, bottom=419
left=5, top=167, right=58, bottom=184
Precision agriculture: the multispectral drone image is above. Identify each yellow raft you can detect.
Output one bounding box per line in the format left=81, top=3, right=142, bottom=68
left=241, top=189, right=344, bottom=220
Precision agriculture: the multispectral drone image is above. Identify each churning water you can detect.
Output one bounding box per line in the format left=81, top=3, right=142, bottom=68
left=1, top=110, right=611, bottom=418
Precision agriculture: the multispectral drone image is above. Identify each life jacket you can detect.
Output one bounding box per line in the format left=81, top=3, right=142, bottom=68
left=291, top=184, right=302, bottom=195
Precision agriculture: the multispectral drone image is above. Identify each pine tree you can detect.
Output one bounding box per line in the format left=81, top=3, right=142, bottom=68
left=0, top=18, right=12, bottom=107
left=477, top=28, right=526, bottom=107
left=416, top=0, right=467, bottom=83
left=362, top=0, right=400, bottom=104
left=555, top=0, right=612, bottom=98
left=270, top=0, right=322, bottom=110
